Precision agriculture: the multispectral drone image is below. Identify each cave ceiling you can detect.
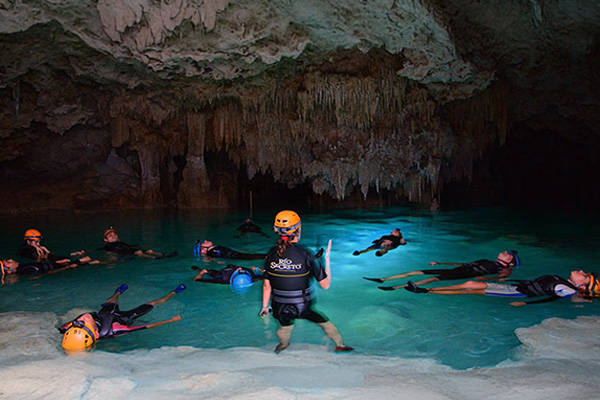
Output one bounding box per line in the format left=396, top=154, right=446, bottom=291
left=1, top=0, right=599, bottom=210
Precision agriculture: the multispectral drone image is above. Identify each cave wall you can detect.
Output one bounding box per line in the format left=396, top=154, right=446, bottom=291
left=1, top=1, right=600, bottom=211
left=0, top=52, right=512, bottom=211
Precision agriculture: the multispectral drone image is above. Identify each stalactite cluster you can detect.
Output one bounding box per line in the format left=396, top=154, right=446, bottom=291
left=96, top=64, right=512, bottom=207
left=442, top=82, right=510, bottom=184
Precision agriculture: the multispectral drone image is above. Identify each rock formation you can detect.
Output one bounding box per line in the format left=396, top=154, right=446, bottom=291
left=1, top=0, right=599, bottom=210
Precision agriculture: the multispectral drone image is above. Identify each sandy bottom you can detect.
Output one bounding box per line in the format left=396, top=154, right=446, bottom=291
left=1, top=312, right=599, bottom=400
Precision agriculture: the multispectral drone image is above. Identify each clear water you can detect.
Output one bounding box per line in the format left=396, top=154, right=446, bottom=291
left=1, top=206, right=599, bottom=370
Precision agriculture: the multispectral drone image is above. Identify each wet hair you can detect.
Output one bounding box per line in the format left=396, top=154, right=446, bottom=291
left=276, top=236, right=294, bottom=257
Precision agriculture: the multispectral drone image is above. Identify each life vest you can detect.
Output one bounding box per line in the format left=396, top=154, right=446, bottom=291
left=583, top=272, right=599, bottom=298
left=265, top=245, right=322, bottom=304
left=516, top=275, right=576, bottom=297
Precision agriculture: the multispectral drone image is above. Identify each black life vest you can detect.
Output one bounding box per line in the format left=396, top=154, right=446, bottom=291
left=516, top=275, right=576, bottom=297
left=265, top=244, right=325, bottom=304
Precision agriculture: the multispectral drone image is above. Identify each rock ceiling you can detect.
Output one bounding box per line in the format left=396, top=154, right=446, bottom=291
left=0, top=0, right=599, bottom=210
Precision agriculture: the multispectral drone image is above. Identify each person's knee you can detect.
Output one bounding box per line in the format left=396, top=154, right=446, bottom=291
left=463, top=280, right=483, bottom=289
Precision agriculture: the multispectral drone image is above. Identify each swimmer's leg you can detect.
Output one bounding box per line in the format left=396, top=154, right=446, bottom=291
left=318, top=321, right=343, bottom=347
left=422, top=280, right=488, bottom=295
left=105, top=283, right=128, bottom=303
left=275, top=325, right=294, bottom=353
left=381, top=270, right=425, bottom=282
left=147, top=284, right=186, bottom=306
left=378, top=276, right=437, bottom=291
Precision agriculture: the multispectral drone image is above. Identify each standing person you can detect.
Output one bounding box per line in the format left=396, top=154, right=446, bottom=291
left=18, top=229, right=98, bottom=265
left=259, top=210, right=353, bottom=353
left=352, top=228, right=407, bottom=257
left=366, top=250, right=520, bottom=291
left=404, top=270, right=596, bottom=306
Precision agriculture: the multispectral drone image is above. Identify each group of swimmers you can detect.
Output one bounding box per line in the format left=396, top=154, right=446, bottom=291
left=56, top=210, right=354, bottom=354
left=363, top=249, right=599, bottom=306
left=0, top=227, right=178, bottom=281
left=3, top=212, right=598, bottom=355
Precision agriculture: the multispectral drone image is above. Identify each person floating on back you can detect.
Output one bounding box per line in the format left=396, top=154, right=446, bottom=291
left=18, top=229, right=100, bottom=266
left=352, top=228, right=407, bottom=257
left=235, top=218, right=269, bottom=238
left=404, top=269, right=598, bottom=307
left=102, top=227, right=177, bottom=260
left=366, top=250, right=520, bottom=291
left=58, top=283, right=185, bottom=353
left=194, top=240, right=267, bottom=260
left=0, top=257, right=87, bottom=281
left=192, top=264, right=264, bottom=294
left=260, top=210, right=353, bottom=353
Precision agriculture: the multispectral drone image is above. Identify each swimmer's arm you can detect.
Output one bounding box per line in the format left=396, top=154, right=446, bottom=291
left=260, top=278, right=272, bottom=316
left=475, top=275, right=501, bottom=281
left=511, top=296, right=561, bottom=306
left=428, top=262, right=463, bottom=266
left=570, top=295, right=593, bottom=303
left=476, top=270, right=511, bottom=281
left=318, top=239, right=332, bottom=290
left=111, top=316, right=182, bottom=336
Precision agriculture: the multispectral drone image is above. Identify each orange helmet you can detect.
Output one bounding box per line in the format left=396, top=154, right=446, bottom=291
left=24, top=229, right=42, bottom=240
left=103, top=227, right=116, bottom=239
left=273, top=210, right=301, bottom=236
left=61, top=320, right=97, bottom=352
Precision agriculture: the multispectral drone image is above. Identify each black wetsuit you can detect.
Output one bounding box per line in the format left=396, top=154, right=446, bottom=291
left=207, top=246, right=267, bottom=260
left=15, top=260, right=62, bottom=275
left=17, top=242, right=70, bottom=264
left=59, top=302, right=154, bottom=338
left=369, top=234, right=404, bottom=250
left=102, top=241, right=139, bottom=255
left=236, top=221, right=269, bottom=237
left=196, top=264, right=263, bottom=284
left=421, top=259, right=508, bottom=281
left=264, top=244, right=328, bottom=326
left=514, top=275, right=578, bottom=304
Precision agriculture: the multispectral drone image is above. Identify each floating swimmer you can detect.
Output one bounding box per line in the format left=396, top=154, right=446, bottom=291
left=404, top=270, right=597, bottom=307
left=367, top=250, right=520, bottom=291
left=352, top=228, right=407, bottom=257
left=18, top=228, right=100, bottom=266
left=58, top=283, right=185, bottom=352
left=193, top=240, right=267, bottom=260
left=0, top=258, right=92, bottom=281
left=102, top=227, right=177, bottom=260
left=260, top=210, right=353, bottom=353
left=235, top=218, right=269, bottom=238
left=192, top=264, right=264, bottom=294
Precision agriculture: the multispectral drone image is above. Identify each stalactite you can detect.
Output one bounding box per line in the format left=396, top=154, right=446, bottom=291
left=98, top=63, right=478, bottom=205
left=443, top=81, right=510, bottom=184
left=178, top=111, right=212, bottom=208
left=110, top=117, right=130, bottom=147
left=13, top=80, right=20, bottom=119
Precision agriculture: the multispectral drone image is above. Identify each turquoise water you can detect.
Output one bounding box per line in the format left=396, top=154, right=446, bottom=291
left=1, top=207, right=599, bottom=370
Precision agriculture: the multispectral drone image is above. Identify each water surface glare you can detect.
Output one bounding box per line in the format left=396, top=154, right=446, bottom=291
left=1, top=207, right=599, bottom=370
